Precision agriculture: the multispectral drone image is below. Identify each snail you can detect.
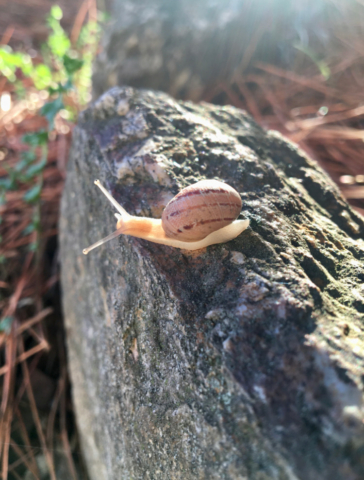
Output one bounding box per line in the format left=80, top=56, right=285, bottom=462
left=83, top=179, right=249, bottom=254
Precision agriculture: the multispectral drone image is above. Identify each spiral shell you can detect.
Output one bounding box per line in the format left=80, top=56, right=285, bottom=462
left=161, top=180, right=242, bottom=241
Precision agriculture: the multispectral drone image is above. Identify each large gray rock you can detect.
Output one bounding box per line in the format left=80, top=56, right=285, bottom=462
left=93, top=0, right=287, bottom=100
left=60, top=86, right=364, bottom=480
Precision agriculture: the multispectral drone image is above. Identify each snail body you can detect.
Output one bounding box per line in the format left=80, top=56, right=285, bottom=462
left=83, top=179, right=249, bottom=254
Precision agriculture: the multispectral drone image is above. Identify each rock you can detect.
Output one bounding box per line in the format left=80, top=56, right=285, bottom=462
left=60, top=86, right=364, bottom=480
left=93, top=0, right=290, bottom=101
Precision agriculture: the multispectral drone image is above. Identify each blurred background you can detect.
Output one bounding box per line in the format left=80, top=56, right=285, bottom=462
left=0, top=0, right=363, bottom=478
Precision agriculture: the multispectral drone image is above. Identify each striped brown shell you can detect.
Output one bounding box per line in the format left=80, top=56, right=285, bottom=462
left=161, top=180, right=242, bottom=242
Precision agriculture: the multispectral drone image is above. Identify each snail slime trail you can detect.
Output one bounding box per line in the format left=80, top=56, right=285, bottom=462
left=83, top=180, right=250, bottom=254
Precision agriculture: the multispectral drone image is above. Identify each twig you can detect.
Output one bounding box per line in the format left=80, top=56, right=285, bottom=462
left=9, top=442, right=40, bottom=479
left=15, top=308, right=53, bottom=335
left=0, top=26, right=15, bottom=45
left=19, top=339, right=57, bottom=480
left=2, top=253, right=33, bottom=319
left=341, top=186, right=364, bottom=199
left=14, top=408, right=40, bottom=477
left=46, top=373, right=65, bottom=460
left=254, top=62, right=338, bottom=97
left=0, top=340, right=49, bottom=377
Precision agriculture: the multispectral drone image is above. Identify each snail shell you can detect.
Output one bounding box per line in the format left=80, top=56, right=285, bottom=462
left=161, top=179, right=242, bottom=241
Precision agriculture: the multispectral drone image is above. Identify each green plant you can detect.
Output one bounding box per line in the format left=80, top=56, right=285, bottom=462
left=0, top=5, right=102, bottom=478
left=0, top=4, right=101, bottom=253
left=293, top=42, right=331, bottom=80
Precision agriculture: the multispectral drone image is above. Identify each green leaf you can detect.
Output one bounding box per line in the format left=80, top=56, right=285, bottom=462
left=21, top=150, right=37, bottom=163
left=23, top=223, right=36, bottom=235
left=48, top=84, right=64, bottom=96
left=29, top=240, right=39, bottom=252
left=294, top=43, right=331, bottom=80
left=316, top=61, right=330, bottom=81
left=50, top=5, right=63, bottom=20
left=0, top=177, right=13, bottom=190
left=22, top=131, right=48, bottom=146
left=0, top=48, right=34, bottom=81
left=14, top=159, right=29, bottom=173
left=0, top=47, right=23, bottom=68
left=0, top=48, right=23, bottom=81
left=0, top=316, right=13, bottom=333
left=15, top=150, right=36, bottom=173
left=64, top=78, right=73, bottom=90
left=41, top=96, right=64, bottom=129
left=24, top=183, right=42, bottom=203
left=33, top=63, right=52, bottom=90
left=77, top=20, right=101, bottom=48
left=63, top=54, right=84, bottom=76
left=48, top=31, right=70, bottom=58
left=23, top=211, right=40, bottom=236
left=48, top=79, right=72, bottom=96
left=23, top=158, right=47, bottom=180
left=19, top=54, right=32, bottom=76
